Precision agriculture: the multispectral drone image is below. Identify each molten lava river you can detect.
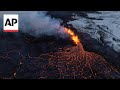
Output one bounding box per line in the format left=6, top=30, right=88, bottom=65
left=0, top=28, right=120, bottom=79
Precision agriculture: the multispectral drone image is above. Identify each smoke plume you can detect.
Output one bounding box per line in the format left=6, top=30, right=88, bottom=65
left=0, top=11, right=66, bottom=37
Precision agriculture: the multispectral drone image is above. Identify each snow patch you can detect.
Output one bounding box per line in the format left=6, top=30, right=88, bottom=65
left=68, top=11, right=120, bottom=52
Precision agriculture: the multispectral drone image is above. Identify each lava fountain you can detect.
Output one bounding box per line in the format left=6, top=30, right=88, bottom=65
left=64, top=27, right=80, bottom=45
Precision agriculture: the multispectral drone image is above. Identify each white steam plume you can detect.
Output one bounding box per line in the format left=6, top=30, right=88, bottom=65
left=0, top=11, right=65, bottom=37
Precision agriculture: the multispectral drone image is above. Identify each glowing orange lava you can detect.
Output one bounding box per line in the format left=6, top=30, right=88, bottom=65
left=64, top=27, right=80, bottom=45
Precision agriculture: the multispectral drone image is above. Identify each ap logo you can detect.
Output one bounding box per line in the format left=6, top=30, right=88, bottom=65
left=3, top=14, right=19, bottom=32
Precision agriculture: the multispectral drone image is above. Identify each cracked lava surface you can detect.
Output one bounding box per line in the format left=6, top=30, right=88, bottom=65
left=0, top=28, right=120, bottom=79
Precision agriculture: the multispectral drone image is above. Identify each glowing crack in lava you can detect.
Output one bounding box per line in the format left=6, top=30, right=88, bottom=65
left=37, top=28, right=120, bottom=79
left=0, top=27, right=120, bottom=79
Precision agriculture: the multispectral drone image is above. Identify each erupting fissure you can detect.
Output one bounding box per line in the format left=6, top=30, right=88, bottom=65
left=32, top=27, right=120, bottom=79
left=0, top=27, right=120, bottom=79
left=64, top=27, right=80, bottom=45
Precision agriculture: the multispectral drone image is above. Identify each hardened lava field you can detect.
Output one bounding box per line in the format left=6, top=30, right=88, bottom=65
left=0, top=28, right=120, bottom=79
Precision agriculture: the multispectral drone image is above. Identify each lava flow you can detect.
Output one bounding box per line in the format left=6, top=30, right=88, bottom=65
left=0, top=28, right=120, bottom=79
left=37, top=28, right=120, bottom=79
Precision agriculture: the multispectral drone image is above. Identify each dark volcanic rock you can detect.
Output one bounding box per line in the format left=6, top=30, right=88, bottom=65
left=0, top=11, right=120, bottom=79
left=0, top=32, right=120, bottom=79
left=78, top=32, right=120, bottom=71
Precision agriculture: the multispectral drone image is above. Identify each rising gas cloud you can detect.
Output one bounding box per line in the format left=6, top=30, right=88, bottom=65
left=0, top=11, right=66, bottom=37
